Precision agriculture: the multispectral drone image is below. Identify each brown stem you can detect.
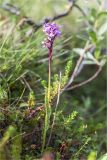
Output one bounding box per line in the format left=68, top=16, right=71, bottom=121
left=66, top=66, right=102, bottom=91
left=2, top=2, right=74, bottom=32
left=62, top=42, right=93, bottom=92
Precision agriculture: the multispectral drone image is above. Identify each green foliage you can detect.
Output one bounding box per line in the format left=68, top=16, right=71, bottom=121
left=64, top=111, right=78, bottom=125
left=28, top=91, right=36, bottom=107
left=0, top=126, right=16, bottom=149
left=0, top=0, right=106, bottom=159
left=98, top=153, right=107, bottom=160
left=0, top=126, right=16, bottom=160
left=88, top=151, right=97, bottom=160
left=11, top=132, right=22, bottom=160
left=0, top=86, right=8, bottom=104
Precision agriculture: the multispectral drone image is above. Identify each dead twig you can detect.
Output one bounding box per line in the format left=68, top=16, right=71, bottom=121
left=18, top=2, right=74, bottom=31
left=62, top=41, right=93, bottom=93
left=1, top=2, right=74, bottom=32
left=66, top=65, right=102, bottom=90
left=0, top=2, right=20, bottom=15
left=25, top=105, right=44, bottom=120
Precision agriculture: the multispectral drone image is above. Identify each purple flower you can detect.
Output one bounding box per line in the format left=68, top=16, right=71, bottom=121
left=43, top=22, right=61, bottom=40
left=42, top=22, right=61, bottom=59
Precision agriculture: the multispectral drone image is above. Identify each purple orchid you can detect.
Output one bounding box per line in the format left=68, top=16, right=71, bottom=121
left=42, top=22, right=61, bottom=56
left=42, top=22, right=61, bottom=151
left=43, top=22, right=61, bottom=39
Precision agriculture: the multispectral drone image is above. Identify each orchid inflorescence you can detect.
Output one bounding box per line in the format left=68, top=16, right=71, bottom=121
left=42, top=22, right=61, bottom=151
left=42, top=22, right=61, bottom=59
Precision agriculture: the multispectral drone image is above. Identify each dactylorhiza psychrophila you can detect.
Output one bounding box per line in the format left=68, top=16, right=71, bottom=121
left=42, top=22, right=61, bottom=152
left=42, top=22, right=61, bottom=60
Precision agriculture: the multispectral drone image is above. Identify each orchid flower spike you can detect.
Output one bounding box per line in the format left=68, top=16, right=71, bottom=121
left=42, top=22, right=61, bottom=50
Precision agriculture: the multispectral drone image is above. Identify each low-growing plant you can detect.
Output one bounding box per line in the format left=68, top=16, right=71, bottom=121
left=0, top=0, right=106, bottom=159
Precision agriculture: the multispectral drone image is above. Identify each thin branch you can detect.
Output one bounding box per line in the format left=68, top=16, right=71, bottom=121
left=50, top=3, right=73, bottom=21
left=18, top=2, right=74, bottom=31
left=0, top=2, right=20, bottom=15
left=21, top=77, right=32, bottom=91
left=74, top=4, right=87, bottom=17
left=74, top=4, right=90, bottom=26
left=8, top=132, right=26, bottom=142
left=1, top=2, right=74, bottom=31
left=66, top=66, right=102, bottom=91
left=62, top=41, right=93, bottom=93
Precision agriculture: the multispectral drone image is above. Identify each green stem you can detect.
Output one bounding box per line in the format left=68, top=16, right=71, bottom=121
left=42, top=50, right=52, bottom=153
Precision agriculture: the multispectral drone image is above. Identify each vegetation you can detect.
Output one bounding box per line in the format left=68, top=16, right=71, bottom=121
left=0, top=0, right=106, bottom=159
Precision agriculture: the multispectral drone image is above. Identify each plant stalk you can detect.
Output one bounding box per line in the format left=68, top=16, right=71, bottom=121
left=42, top=48, right=52, bottom=153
